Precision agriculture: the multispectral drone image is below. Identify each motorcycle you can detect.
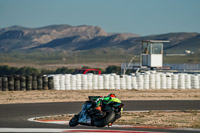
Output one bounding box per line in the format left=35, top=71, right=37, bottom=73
left=69, top=96, right=124, bottom=127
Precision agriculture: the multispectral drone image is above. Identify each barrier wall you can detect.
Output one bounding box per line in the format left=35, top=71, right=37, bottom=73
left=1, top=72, right=200, bottom=91
left=0, top=75, right=54, bottom=91
left=51, top=72, right=200, bottom=90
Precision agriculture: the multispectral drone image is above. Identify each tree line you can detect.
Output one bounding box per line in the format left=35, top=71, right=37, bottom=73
left=0, top=65, right=122, bottom=76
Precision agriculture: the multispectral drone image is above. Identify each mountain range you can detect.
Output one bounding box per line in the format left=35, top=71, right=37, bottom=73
left=0, top=24, right=200, bottom=55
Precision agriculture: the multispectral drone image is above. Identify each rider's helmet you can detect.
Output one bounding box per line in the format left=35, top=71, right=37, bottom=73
left=108, top=93, right=116, bottom=98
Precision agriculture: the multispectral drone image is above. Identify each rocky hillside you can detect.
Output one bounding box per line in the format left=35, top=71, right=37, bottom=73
left=0, top=24, right=199, bottom=54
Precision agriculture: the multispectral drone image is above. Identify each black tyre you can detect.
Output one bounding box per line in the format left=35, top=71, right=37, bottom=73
left=69, top=115, right=79, bottom=127
left=94, top=110, right=115, bottom=127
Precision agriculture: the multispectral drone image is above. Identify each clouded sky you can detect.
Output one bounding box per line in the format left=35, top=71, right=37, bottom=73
left=0, top=0, right=200, bottom=36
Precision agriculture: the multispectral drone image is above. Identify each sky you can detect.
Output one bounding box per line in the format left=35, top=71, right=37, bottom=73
left=0, top=0, right=200, bottom=36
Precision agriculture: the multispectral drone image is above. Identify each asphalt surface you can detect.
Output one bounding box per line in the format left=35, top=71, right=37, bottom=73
left=0, top=100, right=200, bottom=132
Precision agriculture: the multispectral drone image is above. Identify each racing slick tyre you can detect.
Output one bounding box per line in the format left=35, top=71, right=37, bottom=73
left=69, top=114, right=79, bottom=127
left=94, top=110, right=115, bottom=127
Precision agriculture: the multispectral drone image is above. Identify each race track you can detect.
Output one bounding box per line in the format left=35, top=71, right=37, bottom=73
left=0, top=100, right=200, bottom=132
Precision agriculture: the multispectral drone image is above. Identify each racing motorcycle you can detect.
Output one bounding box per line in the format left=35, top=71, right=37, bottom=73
left=69, top=96, right=124, bottom=127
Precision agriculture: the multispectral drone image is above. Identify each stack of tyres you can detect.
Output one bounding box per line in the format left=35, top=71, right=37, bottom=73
left=185, top=74, right=191, bottom=89
left=14, top=75, right=20, bottom=91
left=103, top=75, right=110, bottom=89
left=76, top=74, right=82, bottom=90
left=161, top=74, right=167, bottom=89
left=109, top=75, right=115, bottom=89
left=20, top=76, right=26, bottom=91
left=98, top=75, right=103, bottom=89
left=166, top=73, right=172, bottom=89
left=65, top=74, right=71, bottom=90
left=114, top=75, right=120, bottom=89
left=143, top=74, right=149, bottom=89
left=48, top=76, right=54, bottom=90
left=32, top=75, right=38, bottom=90
left=178, top=74, right=185, bottom=89
left=87, top=74, right=93, bottom=90
left=59, top=75, right=65, bottom=90
left=137, top=75, right=143, bottom=89
left=37, top=75, right=43, bottom=90
left=131, top=76, right=138, bottom=89
left=8, top=76, right=14, bottom=91
left=191, top=75, right=199, bottom=89
left=126, top=76, right=132, bottom=90
left=43, top=76, right=49, bottom=90
left=155, top=73, right=161, bottom=89
left=71, top=75, right=76, bottom=90
left=92, top=75, right=98, bottom=90
left=2, top=77, right=8, bottom=91
left=172, top=74, right=178, bottom=89
left=120, top=75, right=126, bottom=90
left=82, top=75, right=88, bottom=90
left=198, top=74, right=200, bottom=89
left=149, top=74, right=155, bottom=89
left=26, top=76, right=32, bottom=91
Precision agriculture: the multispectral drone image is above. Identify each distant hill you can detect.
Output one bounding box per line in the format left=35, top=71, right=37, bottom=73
left=0, top=24, right=199, bottom=55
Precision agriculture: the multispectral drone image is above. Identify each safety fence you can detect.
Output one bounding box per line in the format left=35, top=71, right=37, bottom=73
left=0, top=75, right=53, bottom=91
left=1, top=72, right=200, bottom=91
left=52, top=72, right=200, bottom=90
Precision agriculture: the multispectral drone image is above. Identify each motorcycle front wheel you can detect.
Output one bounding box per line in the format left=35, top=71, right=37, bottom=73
left=69, top=114, right=79, bottom=127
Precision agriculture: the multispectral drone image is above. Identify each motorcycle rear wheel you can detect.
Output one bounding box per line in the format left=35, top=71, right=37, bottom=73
left=69, top=114, right=79, bottom=127
left=93, top=110, right=115, bottom=127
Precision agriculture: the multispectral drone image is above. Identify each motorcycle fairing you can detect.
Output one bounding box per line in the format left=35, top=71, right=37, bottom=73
left=78, top=102, right=92, bottom=125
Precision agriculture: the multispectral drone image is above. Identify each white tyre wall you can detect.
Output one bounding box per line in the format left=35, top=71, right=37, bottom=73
left=51, top=72, right=200, bottom=90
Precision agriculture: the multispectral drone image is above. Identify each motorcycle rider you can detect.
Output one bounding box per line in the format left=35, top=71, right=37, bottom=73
left=94, top=93, right=123, bottom=127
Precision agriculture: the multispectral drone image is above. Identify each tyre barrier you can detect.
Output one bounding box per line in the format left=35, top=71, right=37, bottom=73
left=0, top=73, right=200, bottom=91
left=51, top=72, right=200, bottom=90
left=0, top=75, right=52, bottom=91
